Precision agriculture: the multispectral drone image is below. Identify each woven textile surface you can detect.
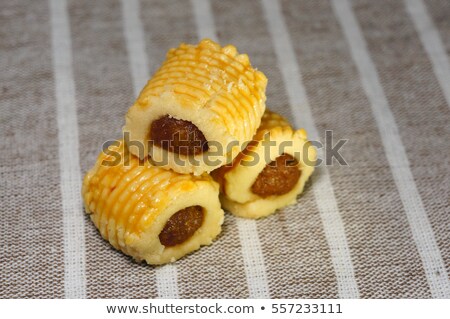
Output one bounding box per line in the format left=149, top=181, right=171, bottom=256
left=1, top=0, right=449, bottom=298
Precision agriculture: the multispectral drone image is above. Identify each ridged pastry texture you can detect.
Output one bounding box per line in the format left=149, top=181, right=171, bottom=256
left=82, top=140, right=224, bottom=265
left=212, top=110, right=316, bottom=219
left=123, top=39, right=267, bottom=175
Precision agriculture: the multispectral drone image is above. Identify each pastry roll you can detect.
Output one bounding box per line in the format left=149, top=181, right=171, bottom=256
left=123, top=39, right=267, bottom=176
left=82, top=140, right=224, bottom=265
left=212, top=110, right=316, bottom=219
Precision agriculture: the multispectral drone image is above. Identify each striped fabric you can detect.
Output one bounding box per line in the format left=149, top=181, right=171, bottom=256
left=1, top=0, right=449, bottom=298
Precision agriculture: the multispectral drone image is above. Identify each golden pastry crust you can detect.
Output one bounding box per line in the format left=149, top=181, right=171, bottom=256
left=82, top=140, right=224, bottom=265
left=211, top=110, right=316, bottom=219
left=123, top=39, right=267, bottom=175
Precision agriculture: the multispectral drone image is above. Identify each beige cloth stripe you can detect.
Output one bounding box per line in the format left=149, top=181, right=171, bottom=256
left=261, top=0, right=359, bottom=298
left=154, top=265, right=179, bottom=299
left=191, top=0, right=270, bottom=298
left=121, top=0, right=150, bottom=97
left=236, top=220, right=270, bottom=298
left=332, top=0, right=450, bottom=298
left=121, top=0, right=179, bottom=299
left=49, top=0, right=86, bottom=298
left=405, top=0, right=450, bottom=109
left=191, top=0, right=217, bottom=41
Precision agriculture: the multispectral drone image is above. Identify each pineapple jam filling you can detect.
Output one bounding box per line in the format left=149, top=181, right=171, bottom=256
left=251, top=154, right=301, bottom=198
left=159, top=205, right=205, bottom=247
left=150, top=115, right=209, bottom=156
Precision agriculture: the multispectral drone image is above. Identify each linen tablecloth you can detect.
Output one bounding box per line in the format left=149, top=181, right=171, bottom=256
left=1, top=0, right=449, bottom=298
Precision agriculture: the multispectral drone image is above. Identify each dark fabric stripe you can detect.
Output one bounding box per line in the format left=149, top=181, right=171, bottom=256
left=354, top=0, right=450, bottom=277
left=281, top=0, right=432, bottom=297
left=0, top=0, right=65, bottom=298
left=212, top=0, right=294, bottom=121
left=426, top=0, right=450, bottom=56
left=141, top=0, right=199, bottom=76
left=177, top=217, right=250, bottom=298
left=68, top=0, right=158, bottom=298
left=424, top=0, right=450, bottom=273
left=211, top=0, right=338, bottom=298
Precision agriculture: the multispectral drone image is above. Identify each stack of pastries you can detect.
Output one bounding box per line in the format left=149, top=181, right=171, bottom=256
left=82, top=39, right=316, bottom=265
